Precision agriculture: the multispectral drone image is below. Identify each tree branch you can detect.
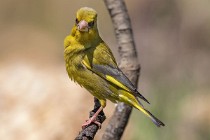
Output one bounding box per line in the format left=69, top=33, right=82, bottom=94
left=102, top=0, right=140, bottom=139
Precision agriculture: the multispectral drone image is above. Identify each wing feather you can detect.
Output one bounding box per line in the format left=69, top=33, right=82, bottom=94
left=82, top=42, right=150, bottom=104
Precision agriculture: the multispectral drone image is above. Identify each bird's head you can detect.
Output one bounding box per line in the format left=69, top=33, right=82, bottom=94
left=76, top=7, right=97, bottom=32
left=72, top=7, right=100, bottom=43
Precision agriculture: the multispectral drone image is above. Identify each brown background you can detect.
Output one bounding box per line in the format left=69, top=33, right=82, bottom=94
left=0, top=0, right=210, bottom=140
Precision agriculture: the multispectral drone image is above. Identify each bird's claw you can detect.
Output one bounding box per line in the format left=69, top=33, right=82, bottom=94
left=82, top=118, right=101, bottom=129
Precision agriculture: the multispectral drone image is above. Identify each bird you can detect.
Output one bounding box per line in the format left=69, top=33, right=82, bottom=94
left=64, top=7, right=165, bottom=128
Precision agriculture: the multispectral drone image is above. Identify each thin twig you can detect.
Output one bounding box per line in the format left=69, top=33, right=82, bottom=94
left=75, top=98, right=106, bottom=140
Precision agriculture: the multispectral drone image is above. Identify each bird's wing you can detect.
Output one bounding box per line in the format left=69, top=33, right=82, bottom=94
left=82, top=42, right=150, bottom=104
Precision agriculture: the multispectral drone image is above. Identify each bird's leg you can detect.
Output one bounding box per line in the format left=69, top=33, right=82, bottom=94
left=82, top=106, right=103, bottom=129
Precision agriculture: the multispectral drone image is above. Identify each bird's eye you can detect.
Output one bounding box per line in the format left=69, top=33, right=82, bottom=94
left=75, top=18, right=79, bottom=24
left=88, top=21, right=94, bottom=27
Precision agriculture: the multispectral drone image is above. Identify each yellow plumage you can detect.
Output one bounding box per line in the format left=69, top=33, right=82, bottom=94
left=64, top=7, right=164, bottom=127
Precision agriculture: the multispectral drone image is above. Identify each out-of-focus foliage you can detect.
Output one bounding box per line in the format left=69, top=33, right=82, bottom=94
left=0, top=0, right=210, bottom=140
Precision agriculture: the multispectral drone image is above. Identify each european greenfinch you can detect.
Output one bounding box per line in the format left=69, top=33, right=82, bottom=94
left=64, top=7, right=164, bottom=127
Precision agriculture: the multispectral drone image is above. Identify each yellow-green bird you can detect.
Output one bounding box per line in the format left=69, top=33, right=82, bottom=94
left=64, top=7, right=165, bottom=127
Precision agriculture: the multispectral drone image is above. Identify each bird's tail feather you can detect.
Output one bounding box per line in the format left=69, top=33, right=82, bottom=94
left=119, top=91, right=165, bottom=127
left=135, top=104, right=165, bottom=127
left=144, top=109, right=165, bottom=127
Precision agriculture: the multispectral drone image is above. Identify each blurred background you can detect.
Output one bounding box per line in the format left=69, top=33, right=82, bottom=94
left=0, top=0, right=210, bottom=140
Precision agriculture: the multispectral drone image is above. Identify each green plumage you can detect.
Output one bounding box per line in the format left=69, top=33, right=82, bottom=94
left=64, top=7, right=165, bottom=127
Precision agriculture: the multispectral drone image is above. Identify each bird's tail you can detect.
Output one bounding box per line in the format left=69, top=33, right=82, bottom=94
left=119, top=91, right=165, bottom=127
left=134, top=104, right=165, bottom=127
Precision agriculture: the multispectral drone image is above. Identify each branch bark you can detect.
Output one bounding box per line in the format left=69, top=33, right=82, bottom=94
left=102, top=0, right=140, bottom=139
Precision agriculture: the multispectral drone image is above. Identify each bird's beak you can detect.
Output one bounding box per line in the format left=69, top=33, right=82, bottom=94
left=77, top=20, right=89, bottom=32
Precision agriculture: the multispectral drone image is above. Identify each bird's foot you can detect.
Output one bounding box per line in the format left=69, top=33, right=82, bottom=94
left=82, top=117, right=101, bottom=129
